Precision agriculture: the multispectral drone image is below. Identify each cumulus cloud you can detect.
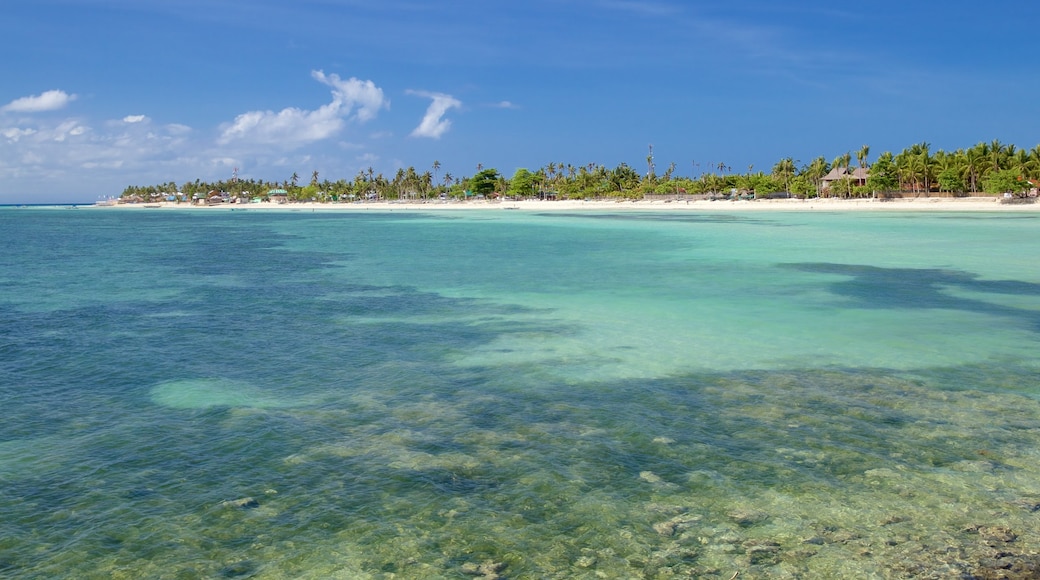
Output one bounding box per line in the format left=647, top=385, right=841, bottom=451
left=407, top=90, right=462, bottom=139
left=312, top=70, right=387, bottom=122
left=218, top=70, right=387, bottom=147
left=1, top=90, right=77, bottom=113
left=123, top=115, right=148, bottom=123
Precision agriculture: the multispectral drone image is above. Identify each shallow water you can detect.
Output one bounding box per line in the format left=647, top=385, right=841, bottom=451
left=2, top=207, right=1039, bottom=578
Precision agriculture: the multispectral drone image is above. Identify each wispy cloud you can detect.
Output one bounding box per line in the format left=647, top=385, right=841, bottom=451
left=123, top=115, right=148, bottom=123
left=407, top=90, right=461, bottom=139
left=1, top=90, right=78, bottom=113
left=217, top=71, right=387, bottom=147
left=491, top=100, right=519, bottom=109
left=2, top=127, right=37, bottom=142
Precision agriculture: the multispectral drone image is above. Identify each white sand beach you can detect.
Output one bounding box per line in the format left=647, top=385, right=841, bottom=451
left=101, top=196, right=1040, bottom=212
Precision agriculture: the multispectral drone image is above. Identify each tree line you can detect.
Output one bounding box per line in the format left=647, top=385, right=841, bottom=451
left=120, top=140, right=1040, bottom=202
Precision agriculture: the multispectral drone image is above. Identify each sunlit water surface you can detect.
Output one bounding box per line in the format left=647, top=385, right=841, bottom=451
left=2, top=207, right=1039, bottom=579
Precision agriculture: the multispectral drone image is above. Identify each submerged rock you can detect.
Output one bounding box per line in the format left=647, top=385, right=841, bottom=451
left=220, top=497, right=260, bottom=509
left=652, top=510, right=701, bottom=536
left=744, top=539, right=781, bottom=566
left=219, top=560, right=257, bottom=577
left=639, top=470, right=663, bottom=484
left=728, top=509, right=769, bottom=527
left=461, top=559, right=505, bottom=579
left=978, top=526, right=1018, bottom=544
left=1011, top=497, right=1040, bottom=512
left=972, top=552, right=1040, bottom=579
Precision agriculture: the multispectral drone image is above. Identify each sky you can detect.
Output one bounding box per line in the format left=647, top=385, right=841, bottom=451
left=2, top=0, right=1039, bottom=203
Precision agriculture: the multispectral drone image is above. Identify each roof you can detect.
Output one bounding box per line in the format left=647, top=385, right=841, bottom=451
left=822, top=167, right=870, bottom=181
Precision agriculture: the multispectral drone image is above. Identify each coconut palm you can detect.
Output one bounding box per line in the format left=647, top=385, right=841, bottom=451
left=771, top=157, right=796, bottom=194
left=961, top=145, right=987, bottom=193
left=856, top=145, right=871, bottom=169
left=803, top=156, right=829, bottom=197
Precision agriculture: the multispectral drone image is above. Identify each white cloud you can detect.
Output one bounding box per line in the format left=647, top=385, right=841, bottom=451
left=1, top=90, right=77, bottom=113
left=123, top=115, right=148, bottom=123
left=407, top=90, right=462, bottom=139
left=2, top=127, right=37, bottom=142
left=218, top=70, right=387, bottom=147
left=312, top=70, right=388, bottom=122
left=166, top=123, right=192, bottom=135
left=492, top=100, right=519, bottom=109
left=52, top=121, right=88, bottom=142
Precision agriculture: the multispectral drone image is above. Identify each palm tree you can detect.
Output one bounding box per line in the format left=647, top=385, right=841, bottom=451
left=1008, top=148, right=1034, bottom=182
left=420, top=171, right=433, bottom=199
left=771, top=157, right=796, bottom=193
left=803, top=156, right=829, bottom=197
left=987, top=139, right=1005, bottom=173
left=916, top=143, right=933, bottom=195
left=831, top=152, right=852, bottom=197
left=856, top=145, right=870, bottom=169
left=897, top=142, right=933, bottom=195
left=1028, top=145, right=1040, bottom=181
left=961, top=145, right=986, bottom=193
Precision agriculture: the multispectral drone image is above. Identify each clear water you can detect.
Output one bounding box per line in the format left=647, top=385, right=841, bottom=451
left=2, top=207, right=1039, bottom=579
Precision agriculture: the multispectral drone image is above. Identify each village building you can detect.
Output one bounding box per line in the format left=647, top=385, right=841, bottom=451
left=821, top=167, right=869, bottom=193
left=268, top=189, right=289, bottom=203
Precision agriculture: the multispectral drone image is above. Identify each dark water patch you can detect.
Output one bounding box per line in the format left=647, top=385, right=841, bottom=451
left=783, top=262, right=1040, bottom=332
left=539, top=211, right=768, bottom=225
left=413, top=468, right=502, bottom=495
left=219, top=559, right=259, bottom=578
left=931, top=213, right=1040, bottom=221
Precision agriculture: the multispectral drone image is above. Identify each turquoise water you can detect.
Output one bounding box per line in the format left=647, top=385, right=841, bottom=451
left=2, top=207, right=1040, bottom=579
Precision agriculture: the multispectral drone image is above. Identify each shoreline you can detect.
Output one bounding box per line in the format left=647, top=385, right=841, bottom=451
left=88, top=196, right=1040, bottom=213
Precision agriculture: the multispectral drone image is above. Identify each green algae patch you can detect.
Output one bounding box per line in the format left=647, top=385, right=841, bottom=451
left=150, top=378, right=293, bottom=410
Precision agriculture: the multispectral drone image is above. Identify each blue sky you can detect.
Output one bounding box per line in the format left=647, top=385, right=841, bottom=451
left=2, top=0, right=1039, bottom=203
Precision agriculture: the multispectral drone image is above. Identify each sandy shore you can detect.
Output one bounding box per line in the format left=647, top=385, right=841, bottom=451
left=97, top=197, right=1040, bottom=212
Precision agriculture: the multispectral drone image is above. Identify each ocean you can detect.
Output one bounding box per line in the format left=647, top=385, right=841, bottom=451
left=2, top=207, right=1039, bottom=578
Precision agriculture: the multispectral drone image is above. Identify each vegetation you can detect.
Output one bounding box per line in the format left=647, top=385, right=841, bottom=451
left=120, top=140, right=1040, bottom=203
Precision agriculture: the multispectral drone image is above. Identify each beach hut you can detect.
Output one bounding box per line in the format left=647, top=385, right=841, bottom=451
left=821, top=167, right=869, bottom=194
left=268, top=189, right=289, bottom=203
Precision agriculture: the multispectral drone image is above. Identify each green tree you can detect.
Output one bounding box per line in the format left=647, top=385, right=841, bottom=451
left=803, top=156, right=830, bottom=197
left=865, top=152, right=898, bottom=196
left=856, top=144, right=870, bottom=169
left=507, top=168, right=536, bottom=198
left=788, top=175, right=815, bottom=198
left=937, top=168, right=965, bottom=194
left=771, top=157, right=797, bottom=193
left=470, top=168, right=500, bottom=197
left=983, top=169, right=1027, bottom=195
